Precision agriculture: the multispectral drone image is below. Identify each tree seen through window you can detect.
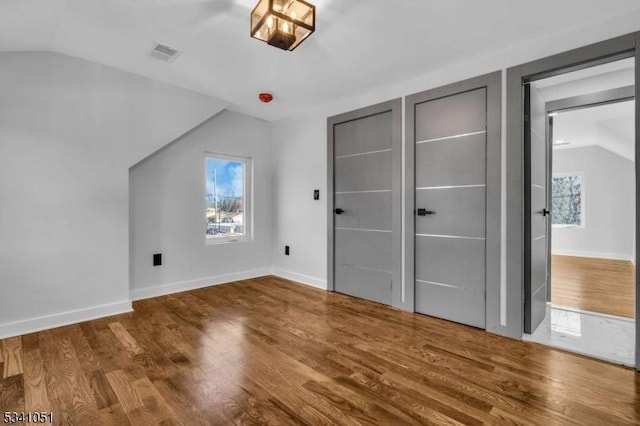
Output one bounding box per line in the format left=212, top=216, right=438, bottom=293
left=552, top=174, right=583, bottom=226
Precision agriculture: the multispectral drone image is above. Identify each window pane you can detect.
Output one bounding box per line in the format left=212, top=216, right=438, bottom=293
left=206, top=157, right=245, bottom=239
left=552, top=175, right=582, bottom=226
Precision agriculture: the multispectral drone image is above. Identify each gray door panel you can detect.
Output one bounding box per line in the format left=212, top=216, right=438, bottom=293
left=334, top=112, right=392, bottom=157
left=531, top=186, right=546, bottom=238
left=531, top=282, right=547, bottom=330
left=334, top=151, right=392, bottom=193
left=415, top=89, right=486, bottom=142
left=333, top=108, right=395, bottom=306
left=530, top=89, right=547, bottom=187
left=531, top=236, right=547, bottom=304
left=531, top=130, right=546, bottom=187
left=524, top=84, right=549, bottom=334
left=415, top=134, right=486, bottom=188
left=334, top=192, right=392, bottom=231
left=335, top=229, right=392, bottom=273
left=415, top=281, right=485, bottom=328
left=335, top=265, right=392, bottom=305
left=414, top=89, right=487, bottom=329
left=415, top=236, right=485, bottom=291
left=415, top=187, right=485, bottom=238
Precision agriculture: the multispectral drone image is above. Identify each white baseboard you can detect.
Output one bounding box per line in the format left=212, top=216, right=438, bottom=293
left=130, top=267, right=272, bottom=301
left=271, top=268, right=327, bottom=290
left=0, top=267, right=316, bottom=340
left=0, top=300, right=132, bottom=340
left=552, top=249, right=633, bottom=261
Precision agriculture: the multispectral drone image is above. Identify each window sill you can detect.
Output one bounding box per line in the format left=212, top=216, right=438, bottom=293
left=205, top=237, right=252, bottom=246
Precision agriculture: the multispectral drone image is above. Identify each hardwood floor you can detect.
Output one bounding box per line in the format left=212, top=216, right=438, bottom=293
left=552, top=255, right=636, bottom=318
left=2, top=276, right=640, bottom=425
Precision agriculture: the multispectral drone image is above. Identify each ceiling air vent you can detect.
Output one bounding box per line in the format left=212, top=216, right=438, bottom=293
left=149, top=43, right=181, bottom=63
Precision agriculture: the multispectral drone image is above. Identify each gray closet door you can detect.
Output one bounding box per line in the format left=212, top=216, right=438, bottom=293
left=333, top=111, right=394, bottom=305
left=524, top=84, right=549, bottom=334
left=413, top=88, right=487, bottom=328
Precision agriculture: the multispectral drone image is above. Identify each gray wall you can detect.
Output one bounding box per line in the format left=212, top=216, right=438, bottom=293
left=271, top=115, right=328, bottom=287
left=0, top=52, right=226, bottom=338
left=552, top=146, right=635, bottom=260
left=130, top=111, right=273, bottom=299
left=270, top=14, right=640, bottom=289
left=270, top=15, right=640, bottom=339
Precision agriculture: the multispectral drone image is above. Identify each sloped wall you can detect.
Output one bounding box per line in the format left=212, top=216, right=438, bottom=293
left=0, top=52, right=227, bottom=338
left=129, top=111, right=273, bottom=300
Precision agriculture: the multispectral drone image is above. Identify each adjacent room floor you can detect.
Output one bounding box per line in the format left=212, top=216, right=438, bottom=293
left=1, top=277, right=639, bottom=425
left=526, top=255, right=635, bottom=367
left=551, top=255, right=635, bottom=318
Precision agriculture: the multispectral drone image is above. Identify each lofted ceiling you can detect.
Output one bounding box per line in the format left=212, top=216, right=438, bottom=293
left=2, top=0, right=640, bottom=121
left=532, top=58, right=635, bottom=161
left=553, top=101, right=635, bottom=161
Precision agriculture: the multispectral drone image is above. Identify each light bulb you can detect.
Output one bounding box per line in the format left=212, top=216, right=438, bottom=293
left=282, top=22, right=290, bottom=33
left=267, top=16, right=274, bottom=28
left=291, top=11, right=297, bottom=19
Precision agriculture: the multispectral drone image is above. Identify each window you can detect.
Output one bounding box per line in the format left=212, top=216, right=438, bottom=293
left=552, top=173, right=584, bottom=227
left=205, top=154, right=251, bottom=243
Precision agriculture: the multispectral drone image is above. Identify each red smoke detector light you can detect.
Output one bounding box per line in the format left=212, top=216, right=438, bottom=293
left=259, top=92, right=274, bottom=103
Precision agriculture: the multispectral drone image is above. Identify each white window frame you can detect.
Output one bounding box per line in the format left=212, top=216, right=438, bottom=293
left=204, top=152, right=253, bottom=245
left=551, top=171, right=586, bottom=229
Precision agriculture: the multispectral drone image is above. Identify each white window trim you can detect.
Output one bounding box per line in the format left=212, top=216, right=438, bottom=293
left=551, top=171, right=586, bottom=229
left=204, top=152, right=253, bottom=245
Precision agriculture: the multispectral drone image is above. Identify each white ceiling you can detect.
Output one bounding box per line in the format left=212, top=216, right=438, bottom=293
left=2, top=0, right=640, bottom=121
left=553, top=100, right=635, bottom=161
left=531, top=57, right=635, bottom=161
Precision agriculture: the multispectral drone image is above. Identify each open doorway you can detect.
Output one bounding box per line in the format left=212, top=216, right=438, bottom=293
left=523, top=58, right=636, bottom=366
left=550, top=101, right=635, bottom=318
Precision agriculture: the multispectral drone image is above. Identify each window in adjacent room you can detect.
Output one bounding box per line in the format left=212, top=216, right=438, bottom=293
left=205, top=154, right=252, bottom=243
left=551, top=173, right=584, bottom=227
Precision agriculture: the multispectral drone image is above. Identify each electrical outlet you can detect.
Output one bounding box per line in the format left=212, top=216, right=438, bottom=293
left=285, top=246, right=290, bottom=256
left=314, top=189, right=320, bottom=200
left=153, top=253, right=162, bottom=266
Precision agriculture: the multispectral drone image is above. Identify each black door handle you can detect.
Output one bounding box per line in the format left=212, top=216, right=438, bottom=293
left=541, top=208, right=550, bottom=216
left=417, top=209, right=436, bottom=216
left=335, top=208, right=345, bottom=215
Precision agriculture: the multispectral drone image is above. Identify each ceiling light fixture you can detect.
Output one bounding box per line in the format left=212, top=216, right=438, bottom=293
left=251, top=0, right=316, bottom=51
left=553, top=139, right=571, bottom=146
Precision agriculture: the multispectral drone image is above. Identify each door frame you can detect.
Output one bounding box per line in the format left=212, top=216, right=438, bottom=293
left=326, top=98, right=403, bottom=306
left=506, top=31, right=640, bottom=368
left=404, top=71, right=503, bottom=330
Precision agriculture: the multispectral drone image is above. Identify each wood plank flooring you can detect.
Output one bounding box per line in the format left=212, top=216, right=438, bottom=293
left=1, top=276, right=640, bottom=425
left=551, top=255, right=636, bottom=318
